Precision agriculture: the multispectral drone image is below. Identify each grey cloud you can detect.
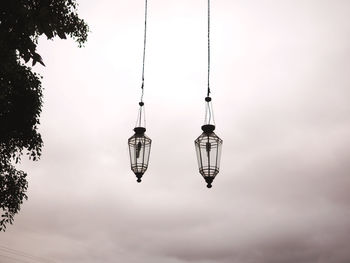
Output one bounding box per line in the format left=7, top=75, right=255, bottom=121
left=1, top=0, right=350, bottom=262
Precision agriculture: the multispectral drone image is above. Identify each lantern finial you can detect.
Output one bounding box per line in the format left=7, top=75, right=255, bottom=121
left=206, top=177, right=214, bottom=188
left=136, top=173, right=143, bottom=183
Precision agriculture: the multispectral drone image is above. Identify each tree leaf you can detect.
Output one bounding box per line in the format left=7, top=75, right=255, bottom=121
left=57, top=30, right=67, bottom=39
left=23, top=52, right=30, bottom=63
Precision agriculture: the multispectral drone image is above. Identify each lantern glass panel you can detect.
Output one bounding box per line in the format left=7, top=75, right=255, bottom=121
left=195, top=132, right=223, bottom=179
left=128, top=134, right=151, bottom=174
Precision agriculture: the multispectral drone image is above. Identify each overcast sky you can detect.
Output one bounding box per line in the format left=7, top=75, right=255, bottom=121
left=1, top=0, right=350, bottom=262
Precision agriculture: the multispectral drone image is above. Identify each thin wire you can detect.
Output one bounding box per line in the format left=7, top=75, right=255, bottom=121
left=140, top=0, right=148, bottom=103
left=207, top=0, right=211, bottom=97
left=204, top=102, right=213, bottom=125
left=135, top=106, right=147, bottom=128
left=0, top=254, right=33, bottom=263
left=135, top=106, right=142, bottom=127
left=0, top=245, right=56, bottom=263
left=204, top=103, right=208, bottom=124
left=207, top=102, right=212, bottom=124
left=210, top=101, right=215, bottom=125
left=143, top=105, right=146, bottom=128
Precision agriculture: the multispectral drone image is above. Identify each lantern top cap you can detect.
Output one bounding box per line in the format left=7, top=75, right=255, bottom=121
left=201, top=124, right=215, bottom=134
left=134, top=127, right=146, bottom=135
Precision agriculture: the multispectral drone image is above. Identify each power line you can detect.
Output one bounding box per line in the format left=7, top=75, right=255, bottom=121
left=0, top=247, right=54, bottom=263
left=0, top=246, right=56, bottom=263
left=0, top=253, right=33, bottom=263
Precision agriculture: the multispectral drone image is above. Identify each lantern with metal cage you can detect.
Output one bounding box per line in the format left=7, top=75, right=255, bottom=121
left=195, top=123, right=222, bottom=188
left=128, top=0, right=152, bottom=183
left=194, top=0, right=223, bottom=188
left=195, top=97, right=223, bottom=188
left=128, top=125, right=151, bottom=183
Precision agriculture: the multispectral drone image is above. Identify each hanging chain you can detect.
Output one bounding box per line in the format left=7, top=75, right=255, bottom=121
left=140, top=0, right=148, bottom=103
left=204, top=0, right=215, bottom=126
left=135, top=0, right=148, bottom=128
left=207, top=0, right=211, bottom=97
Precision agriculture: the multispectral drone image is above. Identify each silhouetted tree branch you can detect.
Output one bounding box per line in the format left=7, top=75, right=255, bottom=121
left=0, top=0, right=88, bottom=231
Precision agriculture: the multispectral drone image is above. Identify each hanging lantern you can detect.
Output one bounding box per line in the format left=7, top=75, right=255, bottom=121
left=128, top=123, right=152, bottom=183
left=128, top=0, right=151, bottom=183
left=195, top=97, right=223, bottom=188
left=195, top=0, right=223, bottom=188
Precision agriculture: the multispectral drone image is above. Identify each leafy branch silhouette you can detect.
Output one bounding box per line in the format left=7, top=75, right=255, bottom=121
left=0, top=0, right=88, bottom=231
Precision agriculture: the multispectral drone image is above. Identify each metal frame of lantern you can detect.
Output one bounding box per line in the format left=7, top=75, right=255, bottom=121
left=128, top=125, right=152, bottom=183
left=195, top=123, right=222, bottom=188
left=195, top=99, right=223, bottom=188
